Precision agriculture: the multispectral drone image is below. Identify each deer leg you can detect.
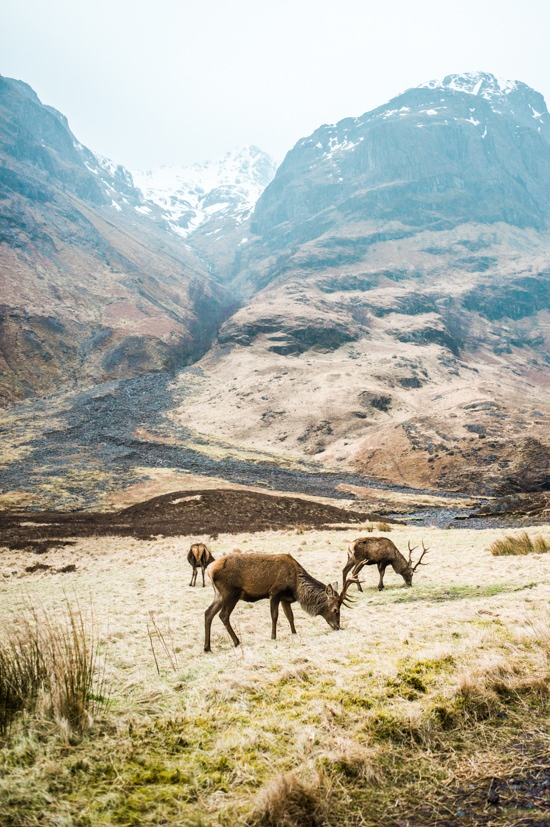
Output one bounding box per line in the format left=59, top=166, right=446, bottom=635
left=201, top=564, right=206, bottom=587
left=189, top=566, right=197, bottom=587
left=270, top=596, right=280, bottom=639
left=204, top=594, right=224, bottom=651
left=377, top=562, right=387, bottom=591
left=219, top=593, right=241, bottom=648
left=281, top=601, right=297, bottom=634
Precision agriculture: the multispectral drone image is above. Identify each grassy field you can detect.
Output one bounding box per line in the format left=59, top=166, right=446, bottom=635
left=1, top=522, right=549, bottom=826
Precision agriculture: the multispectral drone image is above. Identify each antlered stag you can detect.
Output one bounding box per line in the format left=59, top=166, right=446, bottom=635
left=204, top=552, right=364, bottom=651
left=343, top=537, right=429, bottom=591
left=187, top=542, right=215, bottom=587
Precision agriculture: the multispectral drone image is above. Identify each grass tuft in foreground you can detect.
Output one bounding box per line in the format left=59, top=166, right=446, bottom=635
left=250, top=771, right=327, bottom=827
left=0, top=599, right=105, bottom=736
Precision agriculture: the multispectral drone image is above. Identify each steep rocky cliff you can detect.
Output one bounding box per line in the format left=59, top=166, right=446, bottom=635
left=245, top=73, right=550, bottom=266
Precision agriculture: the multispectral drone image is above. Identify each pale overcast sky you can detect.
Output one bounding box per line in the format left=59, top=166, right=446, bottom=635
left=2, top=0, right=549, bottom=171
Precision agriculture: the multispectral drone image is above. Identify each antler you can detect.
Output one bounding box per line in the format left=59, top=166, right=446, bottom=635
left=407, top=539, right=418, bottom=565
left=339, top=560, right=368, bottom=605
left=411, top=540, right=430, bottom=572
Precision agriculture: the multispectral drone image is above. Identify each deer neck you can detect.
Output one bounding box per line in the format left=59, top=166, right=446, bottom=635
left=391, top=552, right=410, bottom=575
left=296, top=569, right=328, bottom=617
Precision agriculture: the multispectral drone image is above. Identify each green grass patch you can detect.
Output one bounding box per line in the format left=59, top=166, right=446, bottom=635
left=386, top=581, right=529, bottom=603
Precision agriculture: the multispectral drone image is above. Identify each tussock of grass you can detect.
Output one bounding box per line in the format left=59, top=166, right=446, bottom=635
left=250, top=771, right=327, bottom=827
left=357, top=521, right=393, bottom=533
left=490, top=530, right=550, bottom=555
left=0, top=600, right=105, bottom=736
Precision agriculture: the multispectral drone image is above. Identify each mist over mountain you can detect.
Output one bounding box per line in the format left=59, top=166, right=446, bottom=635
left=0, top=71, right=549, bottom=505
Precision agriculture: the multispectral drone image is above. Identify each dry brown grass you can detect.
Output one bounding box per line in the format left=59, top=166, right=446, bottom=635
left=489, top=529, right=550, bottom=555
left=0, top=522, right=549, bottom=825
left=0, top=598, right=103, bottom=736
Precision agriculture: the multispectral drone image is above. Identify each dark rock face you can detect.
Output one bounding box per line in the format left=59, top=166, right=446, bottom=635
left=249, top=73, right=550, bottom=257
left=217, top=309, right=360, bottom=353
left=463, top=273, right=550, bottom=322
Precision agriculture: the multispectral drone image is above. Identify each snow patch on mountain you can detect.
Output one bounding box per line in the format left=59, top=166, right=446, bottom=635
left=301, top=72, right=549, bottom=169
left=419, top=72, right=549, bottom=125
left=420, top=72, right=519, bottom=99
left=131, top=146, right=278, bottom=238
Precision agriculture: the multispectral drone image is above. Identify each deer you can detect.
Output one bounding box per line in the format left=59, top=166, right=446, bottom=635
left=204, top=552, right=365, bottom=652
left=343, top=537, right=429, bottom=592
left=187, top=542, right=215, bottom=587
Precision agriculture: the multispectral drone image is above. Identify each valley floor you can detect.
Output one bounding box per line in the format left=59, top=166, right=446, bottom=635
left=1, top=520, right=549, bottom=825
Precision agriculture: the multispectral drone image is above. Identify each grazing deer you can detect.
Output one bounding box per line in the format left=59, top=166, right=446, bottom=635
left=204, top=552, right=364, bottom=652
left=187, top=542, right=215, bottom=587
left=343, top=537, right=429, bottom=591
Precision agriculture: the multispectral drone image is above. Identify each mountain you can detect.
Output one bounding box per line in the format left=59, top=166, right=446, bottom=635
left=1, top=71, right=549, bottom=507
left=169, top=73, right=550, bottom=496
left=131, top=146, right=277, bottom=238
left=0, top=75, right=231, bottom=403
left=131, top=147, right=277, bottom=281
left=239, top=72, right=550, bottom=286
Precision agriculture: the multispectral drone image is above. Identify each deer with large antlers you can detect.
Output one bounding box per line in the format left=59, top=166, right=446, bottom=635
left=343, top=537, right=429, bottom=592
left=204, top=552, right=365, bottom=652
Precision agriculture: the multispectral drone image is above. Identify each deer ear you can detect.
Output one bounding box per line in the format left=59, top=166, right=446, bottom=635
left=332, top=581, right=339, bottom=592
left=325, top=584, right=337, bottom=596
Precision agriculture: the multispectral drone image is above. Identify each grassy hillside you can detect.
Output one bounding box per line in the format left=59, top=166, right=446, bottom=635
left=1, top=523, right=549, bottom=825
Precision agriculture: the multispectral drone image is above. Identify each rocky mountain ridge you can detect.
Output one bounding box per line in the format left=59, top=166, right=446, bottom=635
left=241, top=71, right=550, bottom=281
left=0, top=75, right=232, bottom=403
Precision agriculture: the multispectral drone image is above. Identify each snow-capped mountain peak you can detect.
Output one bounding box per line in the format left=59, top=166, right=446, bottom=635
left=131, top=146, right=278, bottom=237
left=418, top=71, right=549, bottom=123
left=420, top=71, right=519, bottom=99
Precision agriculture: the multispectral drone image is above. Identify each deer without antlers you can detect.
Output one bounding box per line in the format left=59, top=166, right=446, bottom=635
left=343, top=537, right=429, bottom=591
left=187, top=542, right=215, bottom=587
left=204, top=552, right=365, bottom=651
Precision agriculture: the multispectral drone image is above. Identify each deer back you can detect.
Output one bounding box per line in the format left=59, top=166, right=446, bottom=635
left=348, top=537, right=405, bottom=565
left=207, top=553, right=299, bottom=600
